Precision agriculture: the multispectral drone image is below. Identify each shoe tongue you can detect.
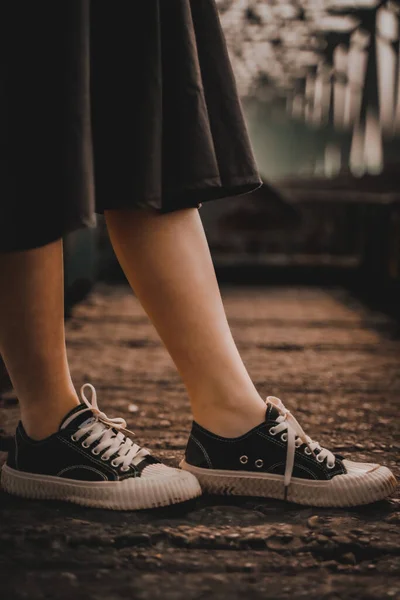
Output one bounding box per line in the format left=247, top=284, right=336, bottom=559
left=265, top=402, right=281, bottom=422
left=59, top=404, right=96, bottom=431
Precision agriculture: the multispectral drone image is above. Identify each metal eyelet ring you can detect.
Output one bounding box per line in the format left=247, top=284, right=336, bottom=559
left=269, top=427, right=277, bottom=436
left=101, top=454, right=109, bottom=461
left=281, top=433, right=288, bottom=442
left=240, top=455, right=248, bottom=465
left=91, top=448, right=100, bottom=456
left=82, top=441, right=90, bottom=448
left=295, top=441, right=302, bottom=448
left=304, top=448, right=312, bottom=455
left=255, top=459, right=264, bottom=468
left=327, top=462, right=335, bottom=470
left=316, top=454, right=324, bottom=463
left=71, top=435, right=78, bottom=442
left=111, top=459, right=119, bottom=467
left=121, top=466, right=130, bottom=472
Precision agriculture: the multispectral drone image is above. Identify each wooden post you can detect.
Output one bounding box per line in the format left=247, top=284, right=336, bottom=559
left=376, top=4, right=398, bottom=135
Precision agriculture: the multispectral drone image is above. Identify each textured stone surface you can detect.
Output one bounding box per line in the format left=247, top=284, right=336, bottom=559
left=0, top=283, right=399, bottom=600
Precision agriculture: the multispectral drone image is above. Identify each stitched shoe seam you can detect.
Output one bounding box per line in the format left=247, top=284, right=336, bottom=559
left=17, top=424, right=59, bottom=446
left=59, top=436, right=117, bottom=477
left=265, top=461, right=286, bottom=473
left=256, top=430, right=333, bottom=476
left=192, top=423, right=267, bottom=443
left=292, top=464, right=319, bottom=479
left=193, top=430, right=332, bottom=478
left=57, top=465, right=108, bottom=480
left=260, top=461, right=318, bottom=479
left=194, top=429, right=344, bottom=480
left=189, top=434, right=213, bottom=468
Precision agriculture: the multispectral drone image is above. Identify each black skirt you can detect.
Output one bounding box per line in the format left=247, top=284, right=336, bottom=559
left=0, top=1, right=261, bottom=252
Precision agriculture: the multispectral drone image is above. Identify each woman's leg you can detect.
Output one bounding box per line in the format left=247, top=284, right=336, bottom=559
left=0, top=240, right=79, bottom=440
left=0, top=237, right=201, bottom=508
left=105, top=207, right=266, bottom=437
left=105, top=207, right=398, bottom=508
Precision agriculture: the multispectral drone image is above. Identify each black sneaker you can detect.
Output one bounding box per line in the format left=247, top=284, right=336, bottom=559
left=180, top=396, right=397, bottom=507
left=1, top=384, right=201, bottom=510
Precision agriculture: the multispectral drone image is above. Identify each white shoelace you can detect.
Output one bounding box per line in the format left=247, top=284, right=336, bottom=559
left=72, top=384, right=150, bottom=471
left=267, top=396, right=335, bottom=494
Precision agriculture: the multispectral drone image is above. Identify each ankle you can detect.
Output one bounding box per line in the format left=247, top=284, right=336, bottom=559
left=20, top=392, right=80, bottom=441
left=191, top=392, right=267, bottom=438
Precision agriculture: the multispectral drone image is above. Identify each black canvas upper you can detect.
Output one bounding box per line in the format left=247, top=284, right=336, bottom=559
left=185, top=404, right=346, bottom=481
left=6, top=404, right=159, bottom=482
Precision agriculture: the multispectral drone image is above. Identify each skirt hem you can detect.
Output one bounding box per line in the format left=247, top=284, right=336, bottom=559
left=97, top=176, right=263, bottom=214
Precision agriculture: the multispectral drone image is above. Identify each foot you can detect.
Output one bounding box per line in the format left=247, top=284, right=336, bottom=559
left=1, top=384, right=201, bottom=510
left=180, top=396, right=398, bottom=507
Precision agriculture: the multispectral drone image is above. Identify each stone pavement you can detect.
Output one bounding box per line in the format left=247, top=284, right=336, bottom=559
left=0, top=283, right=399, bottom=600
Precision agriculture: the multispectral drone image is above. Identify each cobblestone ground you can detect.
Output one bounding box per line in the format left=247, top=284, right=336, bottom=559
left=0, top=283, right=399, bottom=600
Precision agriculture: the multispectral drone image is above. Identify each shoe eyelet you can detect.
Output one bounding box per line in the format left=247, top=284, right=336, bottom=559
left=121, top=466, right=130, bottom=472
left=295, top=441, right=302, bottom=448
left=327, top=462, right=335, bottom=470
left=92, top=448, right=100, bottom=456
left=304, top=448, right=312, bottom=455
left=82, top=441, right=90, bottom=449
left=71, top=435, right=78, bottom=442
left=255, top=459, right=264, bottom=468
left=281, top=433, right=288, bottom=442
left=111, top=459, right=119, bottom=467
left=269, top=427, right=277, bottom=436
left=101, top=454, right=109, bottom=461
left=316, top=455, right=324, bottom=463
left=240, top=455, right=248, bottom=465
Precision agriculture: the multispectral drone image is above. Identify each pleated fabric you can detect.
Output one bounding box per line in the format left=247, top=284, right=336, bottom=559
left=0, top=1, right=261, bottom=252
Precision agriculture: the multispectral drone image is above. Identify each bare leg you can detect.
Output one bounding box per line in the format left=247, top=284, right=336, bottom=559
left=0, top=240, right=79, bottom=440
left=105, top=208, right=266, bottom=437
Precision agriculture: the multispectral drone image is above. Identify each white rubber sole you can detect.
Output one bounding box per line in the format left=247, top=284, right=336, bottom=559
left=1, top=464, right=202, bottom=510
left=179, top=459, right=398, bottom=507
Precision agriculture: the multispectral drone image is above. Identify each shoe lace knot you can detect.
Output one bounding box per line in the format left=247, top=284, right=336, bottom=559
left=74, top=383, right=150, bottom=471
left=267, top=396, right=336, bottom=492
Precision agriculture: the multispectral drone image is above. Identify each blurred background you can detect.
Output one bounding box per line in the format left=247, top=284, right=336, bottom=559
left=3, top=0, right=400, bottom=394
left=63, top=0, right=400, bottom=315
left=1, top=6, right=399, bottom=594
left=203, top=0, right=400, bottom=306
